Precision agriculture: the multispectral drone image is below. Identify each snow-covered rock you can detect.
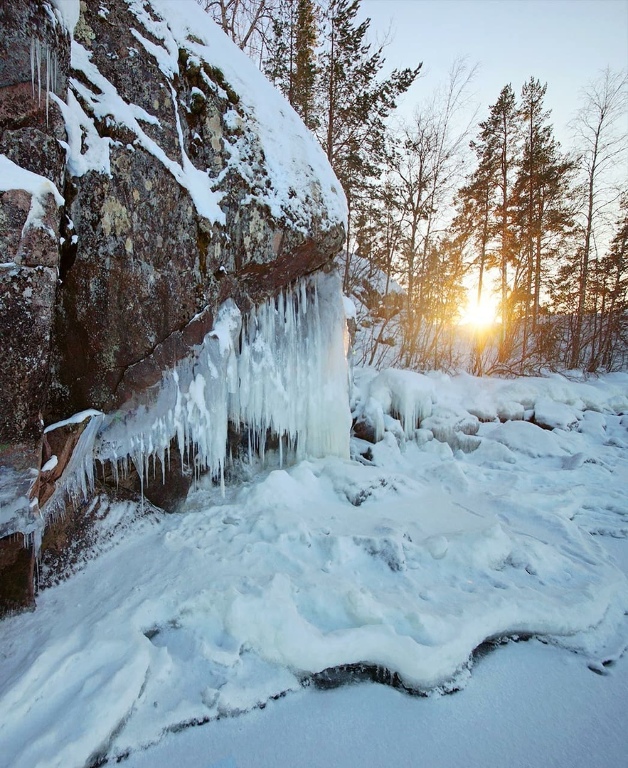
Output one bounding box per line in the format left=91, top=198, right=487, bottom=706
left=1, top=0, right=348, bottom=609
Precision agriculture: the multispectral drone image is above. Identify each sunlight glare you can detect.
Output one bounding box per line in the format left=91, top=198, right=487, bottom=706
left=459, top=293, right=499, bottom=328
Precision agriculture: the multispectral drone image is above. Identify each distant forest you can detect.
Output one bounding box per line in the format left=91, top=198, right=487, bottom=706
left=199, top=0, right=628, bottom=374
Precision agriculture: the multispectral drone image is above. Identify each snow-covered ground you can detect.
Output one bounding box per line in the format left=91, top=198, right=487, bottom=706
left=0, top=368, right=627, bottom=768
left=122, top=618, right=628, bottom=768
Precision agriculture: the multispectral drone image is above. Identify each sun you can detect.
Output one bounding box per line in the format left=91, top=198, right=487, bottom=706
left=459, top=292, right=499, bottom=328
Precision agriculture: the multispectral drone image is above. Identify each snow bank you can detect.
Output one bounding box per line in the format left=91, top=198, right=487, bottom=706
left=0, top=368, right=626, bottom=767
left=358, top=367, right=628, bottom=455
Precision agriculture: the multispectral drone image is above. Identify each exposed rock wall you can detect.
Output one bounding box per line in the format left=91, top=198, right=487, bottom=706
left=0, top=1, right=69, bottom=444
left=48, top=0, right=345, bottom=418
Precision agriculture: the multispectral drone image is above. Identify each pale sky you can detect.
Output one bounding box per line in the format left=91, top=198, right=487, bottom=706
left=359, top=0, right=628, bottom=149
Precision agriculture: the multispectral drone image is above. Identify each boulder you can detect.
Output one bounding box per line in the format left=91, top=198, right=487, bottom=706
left=0, top=0, right=347, bottom=611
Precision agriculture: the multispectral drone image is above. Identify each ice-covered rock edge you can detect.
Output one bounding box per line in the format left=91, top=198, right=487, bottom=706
left=353, top=365, right=628, bottom=452
left=42, top=271, right=351, bottom=517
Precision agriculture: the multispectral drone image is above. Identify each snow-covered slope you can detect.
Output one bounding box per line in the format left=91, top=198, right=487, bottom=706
left=0, top=369, right=626, bottom=768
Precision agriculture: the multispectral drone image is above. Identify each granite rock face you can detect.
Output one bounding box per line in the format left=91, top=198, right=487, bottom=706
left=0, top=0, right=346, bottom=610
left=0, top=0, right=68, bottom=444
left=47, top=0, right=344, bottom=417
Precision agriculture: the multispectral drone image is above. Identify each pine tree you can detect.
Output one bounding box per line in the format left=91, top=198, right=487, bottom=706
left=292, top=0, right=318, bottom=128
left=264, top=0, right=318, bottom=128
left=263, top=4, right=295, bottom=98
left=457, top=155, right=495, bottom=310
left=316, top=0, right=421, bottom=290
left=462, top=85, right=519, bottom=363
left=488, top=85, right=519, bottom=360
left=511, top=78, right=575, bottom=365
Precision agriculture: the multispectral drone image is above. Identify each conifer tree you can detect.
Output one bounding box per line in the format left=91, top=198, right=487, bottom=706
left=316, top=0, right=421, bottom=290
left=263, top=3, right=295, bottom=98
left=457, top=152, right=495, bottom=310
left=511, top=78, right=575, bottom=363
left=488, top=85, right=519, bottom=360
left=292, top=0, right=318, bottom=128
left=461, top=85, right=519, bottom=362
left=264, top=0, right=318, bottom=128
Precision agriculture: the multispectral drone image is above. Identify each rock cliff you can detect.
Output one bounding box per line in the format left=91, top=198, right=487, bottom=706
left=0, top=0, right=347, bottom=612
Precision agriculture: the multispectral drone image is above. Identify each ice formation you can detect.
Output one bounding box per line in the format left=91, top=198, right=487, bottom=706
left=49, top=0, right=81, bottom=36
left=92, top=271, right=351, bottom=494
left=30, top=38, right=60, bottom=126
left=43, top=411, right=105, bottom=521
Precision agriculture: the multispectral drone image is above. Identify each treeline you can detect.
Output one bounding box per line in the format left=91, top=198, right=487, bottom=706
left=200, top=0, right=628, bottom=375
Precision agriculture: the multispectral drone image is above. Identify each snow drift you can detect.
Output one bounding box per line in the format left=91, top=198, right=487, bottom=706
left=1, top=368, right=627, bottom=768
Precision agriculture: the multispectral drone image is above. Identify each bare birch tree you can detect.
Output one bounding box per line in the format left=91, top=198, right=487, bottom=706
left=569, top=68, right=627, bottom=369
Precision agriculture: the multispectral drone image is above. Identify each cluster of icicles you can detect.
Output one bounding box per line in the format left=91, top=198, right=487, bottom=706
left=65, top=272, right=351, bottom=501
left=30, top=38, right=59, bottom=126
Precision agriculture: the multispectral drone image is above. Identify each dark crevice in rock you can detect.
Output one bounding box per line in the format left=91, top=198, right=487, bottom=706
left=70, top=68, right=104, bottom=97
left=59, top=182, right=79, bottom=282
left=0, top=535, right=37, bottom=617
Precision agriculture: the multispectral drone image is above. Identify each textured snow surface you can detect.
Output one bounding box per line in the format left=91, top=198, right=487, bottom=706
left=52, top=0, right=346, bottom=229
left=0, top=369, right=627, bottom=768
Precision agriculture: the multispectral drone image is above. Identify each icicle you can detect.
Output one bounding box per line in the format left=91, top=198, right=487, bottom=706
left=40, top=413, right=105, bottom=522
left=46, top=45, right=50, bottom=125
left=36, top=39, right=41, bottom=106
left=91, top=273, right=351, bottom=493
left=31, top=38, right=35, bottom=98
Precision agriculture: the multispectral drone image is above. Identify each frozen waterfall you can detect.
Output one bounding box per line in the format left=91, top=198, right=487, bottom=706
left=92, top=271, right=351, bottom=493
